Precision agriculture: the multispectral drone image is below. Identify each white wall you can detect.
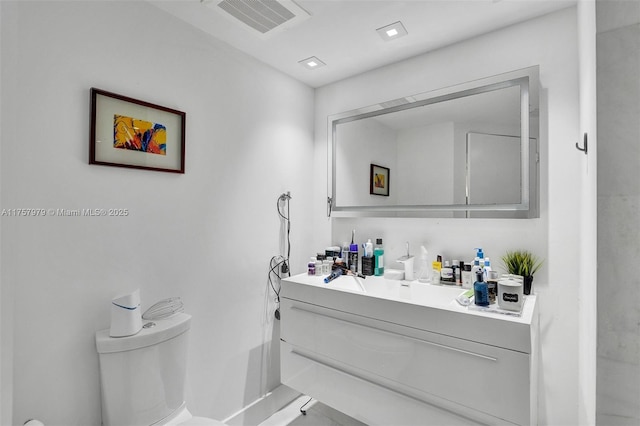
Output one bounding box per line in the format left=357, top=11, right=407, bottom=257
left=596, top=0, right=640, bottom=424
left=0, top=1, right=7, bottom=423
left=0, top=1, right=314, bottom=425
left=315, top=8, right=583, bottom=425
left=577, top=1, right=598, bottom=424
left=396, top=122, right=454, bottom=205
left=336, top=119, right=397, bottom=206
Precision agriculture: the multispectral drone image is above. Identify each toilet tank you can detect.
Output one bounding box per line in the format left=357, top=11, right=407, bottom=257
left=96, top=312, right=192, bottom=426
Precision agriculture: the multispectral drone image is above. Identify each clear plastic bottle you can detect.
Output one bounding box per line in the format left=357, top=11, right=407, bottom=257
left=374, top=238, right=385, bottom=276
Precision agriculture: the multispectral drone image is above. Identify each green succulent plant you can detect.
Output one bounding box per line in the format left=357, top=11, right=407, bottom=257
left=500, top=250, right=543, bottom=277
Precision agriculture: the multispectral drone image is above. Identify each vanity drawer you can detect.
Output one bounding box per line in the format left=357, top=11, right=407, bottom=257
left=281, top=341, right=485, bottom=426
left=281, top=299, right=531, bottom=425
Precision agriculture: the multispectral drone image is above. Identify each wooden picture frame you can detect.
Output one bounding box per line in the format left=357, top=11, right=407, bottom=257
left=90, top=88, right=186, bottom=173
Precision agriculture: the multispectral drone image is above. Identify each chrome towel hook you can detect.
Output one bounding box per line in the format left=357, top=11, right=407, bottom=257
left=576, top=133, right=588, bottom=154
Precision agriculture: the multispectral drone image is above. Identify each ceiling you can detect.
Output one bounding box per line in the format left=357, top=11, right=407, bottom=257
left=150, top=0, right=575, bottom=88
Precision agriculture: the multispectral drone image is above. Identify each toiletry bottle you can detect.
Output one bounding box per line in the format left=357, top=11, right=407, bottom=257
left=326, top=246, right=340, bottom=259
left=315, top=257, right=323, bottom=276
left=470, top=257, right=482, bottom=285
left=417, top=245, right=430, bottom=283
left=452, top=259, right=460, bottom=285
left=457, top=260, right=464, bottom=285
left=462, top=263, right=473, bottom=289
left=322, top=259, right=331, bottom=275
left=324, top=267, right=342, bottom=283
left=441, top=261, right=454, bottom=284
left=348, top=230, right=359, bottom=273
left=487, top=270, right=499, bottom=304
left=341, top=242, right=350, bottom=269
left=483, top=257, right=492, bottom=281
left=362, top=239, right=374, bottom=276
left=374, top=238, right=385, bottom=276
left=432, top=260, right=442, bottom=285
left=362, top=239, right=372, bottom=259
left=474, top=271, right=489, bottom=307
left=308, top=257, right=316, bottom=276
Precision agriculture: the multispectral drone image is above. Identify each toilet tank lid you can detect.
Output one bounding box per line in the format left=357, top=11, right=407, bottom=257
left=96, top=312, right=191, bottom=354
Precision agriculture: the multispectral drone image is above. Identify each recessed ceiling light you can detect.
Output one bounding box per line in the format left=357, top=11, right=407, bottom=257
left=376, top=21, right=408, bottom=41
left=298, top=56, right=326, bottom=70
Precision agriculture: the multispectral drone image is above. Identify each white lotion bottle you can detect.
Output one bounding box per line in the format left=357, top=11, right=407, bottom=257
left=470, top=257, right=482, bottom=288
left=417, top=246, right=430, bottom=283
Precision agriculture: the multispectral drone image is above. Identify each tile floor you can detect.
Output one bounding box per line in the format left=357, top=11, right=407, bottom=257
left=258, top=396, right=367, bottom=426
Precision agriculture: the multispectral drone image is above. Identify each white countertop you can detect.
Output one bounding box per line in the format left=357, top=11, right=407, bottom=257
left=284, top=273, right=537, bottom=326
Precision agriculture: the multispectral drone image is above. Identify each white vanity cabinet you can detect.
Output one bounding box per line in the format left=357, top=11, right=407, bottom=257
left=280, top=274, right=539, bottom=425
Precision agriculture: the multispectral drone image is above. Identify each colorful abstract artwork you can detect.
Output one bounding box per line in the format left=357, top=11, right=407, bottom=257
left=374, top=173, right=385, bottom=189
left=113, top=115, right=167, bottom=155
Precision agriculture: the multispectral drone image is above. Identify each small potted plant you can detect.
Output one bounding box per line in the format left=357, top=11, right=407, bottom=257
left=500, top=250, right=543, bottom=295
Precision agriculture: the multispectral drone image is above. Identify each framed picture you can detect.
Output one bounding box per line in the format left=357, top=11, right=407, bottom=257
left=370, top=164, right=390, bottom=196
left=90, top=88, right=186, bottom=173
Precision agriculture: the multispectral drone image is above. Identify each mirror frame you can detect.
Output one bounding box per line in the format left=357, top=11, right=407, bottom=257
left=327, top=66, right=539, bottom=218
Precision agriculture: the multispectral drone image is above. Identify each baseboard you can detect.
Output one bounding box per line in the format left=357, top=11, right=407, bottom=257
left=222, top=384, right=301, bottom=426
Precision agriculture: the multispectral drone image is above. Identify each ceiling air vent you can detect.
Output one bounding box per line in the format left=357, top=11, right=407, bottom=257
left=215, top=0, right=310, bottom=35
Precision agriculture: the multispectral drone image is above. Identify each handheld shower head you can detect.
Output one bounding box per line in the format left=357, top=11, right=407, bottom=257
left=279, top=191, right=292, bottom=201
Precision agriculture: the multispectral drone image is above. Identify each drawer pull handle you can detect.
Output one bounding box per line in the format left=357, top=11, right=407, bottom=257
left=415, top=338, right=497, bottom=362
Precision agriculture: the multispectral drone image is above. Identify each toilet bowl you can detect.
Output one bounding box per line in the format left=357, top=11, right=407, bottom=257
left=161, top=406, right=226, bottom=426
left=96, top=312, right=228, bottom=426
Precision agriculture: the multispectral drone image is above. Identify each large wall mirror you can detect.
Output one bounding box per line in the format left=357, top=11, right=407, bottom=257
left=328, top=66, right=539, bottom=218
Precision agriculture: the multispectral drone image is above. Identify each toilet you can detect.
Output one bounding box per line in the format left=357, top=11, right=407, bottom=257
left=95, top=312, right=227, bottom=426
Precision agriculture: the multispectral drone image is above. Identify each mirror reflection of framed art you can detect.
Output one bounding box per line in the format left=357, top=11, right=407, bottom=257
left=370, top=164, right=390, bottom=196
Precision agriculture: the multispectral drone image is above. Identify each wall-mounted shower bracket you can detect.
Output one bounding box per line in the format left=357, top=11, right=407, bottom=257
left=576, top=133, right=588, bottom=154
